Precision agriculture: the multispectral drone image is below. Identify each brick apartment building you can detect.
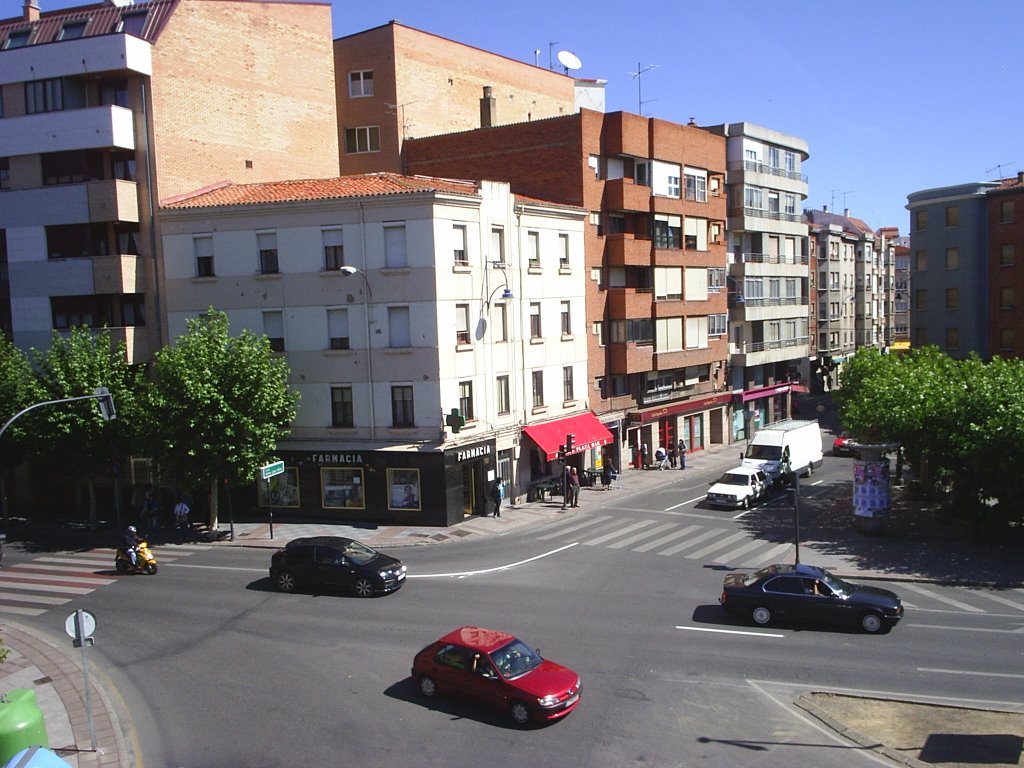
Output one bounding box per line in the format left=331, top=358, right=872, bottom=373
left=403, top=109, right=732, bottom=468
left=333, top=21, right=597, bottom=175
left=987, top=173, right=1024, bottom=359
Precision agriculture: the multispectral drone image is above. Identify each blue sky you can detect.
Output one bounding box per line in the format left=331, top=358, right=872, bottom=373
left=5, top=0, right=1022, bottom=232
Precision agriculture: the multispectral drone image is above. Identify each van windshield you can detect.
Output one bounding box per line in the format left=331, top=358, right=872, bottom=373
left=746, top=445, right=781, bottom=460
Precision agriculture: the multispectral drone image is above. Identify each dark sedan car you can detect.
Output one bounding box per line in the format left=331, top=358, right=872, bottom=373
left=269, top=536, right=406, bottom=596
left=412, top=626, right=581, bottom=725
left=720, top=563, right=903, bottom=633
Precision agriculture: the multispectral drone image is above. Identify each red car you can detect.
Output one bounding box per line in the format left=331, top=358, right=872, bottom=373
left=832, top=434, right=860, bottom=458
left=411, top=626, right=581, bottom=725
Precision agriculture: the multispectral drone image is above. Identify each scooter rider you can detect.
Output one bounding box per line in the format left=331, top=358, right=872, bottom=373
left=123, top=525, right=141, bottom=568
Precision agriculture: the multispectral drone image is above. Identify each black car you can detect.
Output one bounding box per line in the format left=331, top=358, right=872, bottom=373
left=719, top=563, right=903, bottom=634
left=269, top=536, right=406, bottom=597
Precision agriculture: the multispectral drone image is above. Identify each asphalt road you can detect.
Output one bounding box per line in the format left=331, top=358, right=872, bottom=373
left=6, top=456, right=1022, bottom=767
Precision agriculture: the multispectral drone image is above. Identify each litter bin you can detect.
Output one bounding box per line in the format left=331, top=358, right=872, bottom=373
left=0, top=689, right=49, bottom=764
left=3, top=746, right=71, bottom=768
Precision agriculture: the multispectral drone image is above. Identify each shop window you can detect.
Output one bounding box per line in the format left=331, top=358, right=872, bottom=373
left=387, top=468, right=421, bottom=511
left=322, top=467, right=364, bottom=509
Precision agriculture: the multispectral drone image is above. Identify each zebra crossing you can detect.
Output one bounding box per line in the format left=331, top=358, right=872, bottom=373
left=0, top=543, right=211, bottom=617
left=534, top=513, right=1024, bottom=616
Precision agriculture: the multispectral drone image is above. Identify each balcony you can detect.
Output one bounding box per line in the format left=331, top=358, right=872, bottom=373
left=605, top=341, right=654, bottom=376
left=604, top=233, right=652, bottom=266
left=603, top=178, right=651, bottom=213
left=606, top=287, right=654, bottom=318
left=87, top=180, right=139, bottom=223
left=728, top=159, right=808, bottom=183
left=729, top=335, right=810, bottom=368
left=0, top=33, right=152, bottom=85
left=734, top=251, right=809, bottom=266
left=92, top=254, right=144, bottom=294
left=636, top=379, right=715, bottom=408
left=0, top=104, right=136, bottom=157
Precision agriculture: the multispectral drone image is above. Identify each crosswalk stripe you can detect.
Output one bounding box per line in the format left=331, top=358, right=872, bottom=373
left=685, top=531, right=749, bottom=560
left=0, top=581, right=94, bottom=595
left=7, top=564, right=114, bottom=577
left=900, top=582, right=986, bottom=612
left=36, top=556, right=114, bottom=566
left=607, top=522, right=680, bottom=549
left=740, top=542, right=793, bottom=568
left=0, top=605, right=46, bottom=616
left=0, top=571, right=116, bottom=586
left=632, top=525, right=701, bottom=553
left=658, top=528, right=727, bottom=557
left=582, top=520, right=661, bottom=547
left=0, top=592, right=70, bottom=605
left=536, top=515, right=613, bottom=540
left=957, top=588, right=1024, bottom=613
left=707, top=537, right=773, bottom=565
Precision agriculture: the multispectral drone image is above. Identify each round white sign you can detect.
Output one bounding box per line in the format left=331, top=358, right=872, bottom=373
left=64, top=609, right=97, bottom=640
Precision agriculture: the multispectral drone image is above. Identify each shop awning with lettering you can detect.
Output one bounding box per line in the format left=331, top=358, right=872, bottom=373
left=522, top=413, right=614, bottom=461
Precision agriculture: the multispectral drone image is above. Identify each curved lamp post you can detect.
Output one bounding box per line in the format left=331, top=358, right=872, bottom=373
left=339, top=266, right=375, bottom=440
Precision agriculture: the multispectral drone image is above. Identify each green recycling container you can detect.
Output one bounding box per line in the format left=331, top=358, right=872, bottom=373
left=0, top=689, right=49, bottom=764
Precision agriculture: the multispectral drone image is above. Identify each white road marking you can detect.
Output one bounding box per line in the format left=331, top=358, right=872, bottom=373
left=741, top=543, right=794, bottom=568
left=686, top=531, right=749, bottom=560
left=631, top=525, right=701, bottom=553
left=0, top=592, right=70, bottom=605
left=665, top=497, right=710, bottom=511
left=900, top=582, right=986, bottom=612
left=0, top=605, right=46, bottom=616
left=582, top=519, right=661, bottom=546
left=408, top=542, right=579, bottom=579
left=658, top=528, right=727, bottom=557
left=962, top=587, right=1024, bottom=612
left=607, top=521, right=679, bottom=549
left=918, top=667, right=1024, bottom=680
left=711, top=537, right=772, bottom=564
left=908, top=623, right=1024, bottom=634
left=0, top=581, right=94, bottom=594
left=0, top=571, right=116, bottom=585
left=535, top=515, right=613, bottom=540
left=675, top=625, right=784, bottom=638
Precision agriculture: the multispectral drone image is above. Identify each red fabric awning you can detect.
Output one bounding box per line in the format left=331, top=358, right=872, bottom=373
left=522, top=413, right=614, bottom=461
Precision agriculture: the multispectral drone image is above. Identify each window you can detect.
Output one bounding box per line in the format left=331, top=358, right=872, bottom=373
left=684, top=217, right=707, bottom=251
left=709, top=313, right=727, bottom=337
left=263, top=311, right=284, bottom=352
left=194, top=236, right=214, bottom=277
left=111, top=151, right=136, bottom=181
left=1001, top=286, right=1015, bottom=308
left=117, top=224, right=139, bottom=255
left=768, top=146, right=780, bottom=168
left=388, top=306, right=410, bottom=348
left=496, top=375, right=510, bottom=415
left=348, top=70, right=373, bottom=97
left=563, top=366, right=574, bottom=402
left=684, top=168, right=708, bottom=202
left=784, top=194, right=796, bottom=216
left=945, top=205, right=959, bottom=227
left=768, top=191, right=780, bottom=214
left=25, top=78, right=64, bottom=114
left=652, top=214, right=681, bottom=249
left=609, top=318, right=654, bottom=344
left=0, top=157, right=8, bottom=190
left=453, top=224, right=467, bottom=265
left=1001, top=244, right=1015, bottom=266
left=744, top=187, right=762, bottom=211
left=1000, top=200, right=1015, bottom=223
left=529, top=302, right=542, bottom=339
left=322, top=228, right=344, bottom=270
left=388, top=468, right=421, bottom=511
left=456, top=303, right=471, bottom=345
left=784, top=151, right=796, bottom=173
left=531, top=370, right=544, bottom=407
left=915, top=250, right=927, bottom=271
left=118, top=9, right=148, bottom=35
left=494, top=303, right=508, bottom=342
left=344, top=126, right=380, bottom=153
left=946, top=288, right=959, bottom=310
left=328, top=308, right=349, bottom=350
left=331, top=386, right=354, bottom=427
left=914, top=209, right=928, bottom=231
left=945, top=328, right=959, bottom=349
left=655, top=266, right=683, bottom=300
left=491, top=226, right=505, bottom=264
left=459, top=381, right=474, bottom=421
left=667, top=175, right=680, bottom=197
left=384, top=224, right=407, bottom=268
left=322, top=467, right=364, bottom=509
left=559, top=233, right=570, bottom=266
left=708, top=268, right=725, bottom=292
left=51, top=294, right=145, bottom=329
left=41, top=150, right=103, bottom=186
left=945, top=247, right=958, bottom=269
left=560, top=300, right=571, bottom=336
left=915, top=289, right=928, bottom=311
left=258, top=232, right=278, bottom=274
left=526, top=231, right=540, bottom=265
left=391, top=385, right=414, bottom=427
left=4, top=29, right=31, bottom=49
left=635, top=160, right=650, bottom=187
left=46, top=223, right=108, bottom=258
left=58, top=20, right=87, bottom=40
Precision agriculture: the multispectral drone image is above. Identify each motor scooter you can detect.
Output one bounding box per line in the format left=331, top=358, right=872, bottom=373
left=115, top=539, right=158, bottom=574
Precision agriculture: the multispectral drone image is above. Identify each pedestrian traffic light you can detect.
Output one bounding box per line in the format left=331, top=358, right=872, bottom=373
left=565, top=433, right=575, bottom=453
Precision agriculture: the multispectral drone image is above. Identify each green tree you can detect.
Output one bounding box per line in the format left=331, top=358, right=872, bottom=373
left=0, top=336, right=44, bottom=520
left=29, top=328, right=143, bottom=527
left=143, top=309, right=298, bottom=528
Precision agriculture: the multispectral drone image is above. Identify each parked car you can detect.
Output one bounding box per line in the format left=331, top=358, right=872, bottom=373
left=269, top=536, right=406, bottom=596
left=719, top=563, right=903, bottom=634
left=706, top=467, right=770, bottom=509
left=832, top=433, right=860, bottom=458
left=411, top=626, right=581, bottom=725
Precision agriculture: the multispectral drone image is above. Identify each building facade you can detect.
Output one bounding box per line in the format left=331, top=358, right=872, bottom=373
left=986, top=174, right=1024, bottom=359
left=160, top=174, right=603, bottom=525
left=404, top=109, right=732, bottom=470
left=0, top=0, right=340, bottom=357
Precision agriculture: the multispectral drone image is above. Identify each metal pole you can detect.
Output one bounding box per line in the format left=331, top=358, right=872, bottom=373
left=76, top=610, right=97, bottom=751
left=792, top=471, right=801, bottom=564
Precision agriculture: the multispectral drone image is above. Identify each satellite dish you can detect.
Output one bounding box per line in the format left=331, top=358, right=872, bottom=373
left=557, top=50, right=582, bottom=72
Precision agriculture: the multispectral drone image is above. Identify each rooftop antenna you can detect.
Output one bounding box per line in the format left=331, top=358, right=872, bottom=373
left=548, top=41, right=559, bottom=70
left=629, top=62, right=658, bottom=115
left=556, top=50, right=582, bottom=75
left=830, top=189, right=854, bottom=211
left=986, top=161, right=1016, bottom=180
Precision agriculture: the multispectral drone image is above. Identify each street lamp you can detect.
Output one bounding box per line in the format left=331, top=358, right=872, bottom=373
left=486, top=260, right=514, bottom=307
left=339, top=266, right=375, bottom=440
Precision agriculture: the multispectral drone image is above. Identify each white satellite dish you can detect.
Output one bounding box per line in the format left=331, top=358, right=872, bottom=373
left=557, top=50, right=582, bottom=72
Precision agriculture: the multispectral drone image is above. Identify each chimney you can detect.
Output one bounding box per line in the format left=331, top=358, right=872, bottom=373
left=480, top=86, right=496, bottom=129
left=1018, top=171, right=1024, bottom=184
left=24, top=0, right=40, bottom=21
left=844, top=208, right=850, bottom=217
left=823, top=205, right=828, bottom=213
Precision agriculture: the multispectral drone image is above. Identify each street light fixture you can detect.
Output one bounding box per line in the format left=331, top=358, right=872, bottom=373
left=486, top=260, right=514, bottom=307
left=339, top=266, right=375, bottom=440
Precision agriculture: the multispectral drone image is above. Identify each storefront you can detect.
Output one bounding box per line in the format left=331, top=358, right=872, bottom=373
left=627, top=393, right=733, bottom=466
left=255, top=438, right=498, bottom=527
left=731, top=382, right=802, bottom=443
left=521, top=412, right=614, bottom=482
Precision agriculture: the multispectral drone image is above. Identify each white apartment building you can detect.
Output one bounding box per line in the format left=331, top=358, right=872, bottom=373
left=706, top=123, right=810, bottom=439
left=160, top=174, right=602, bottom=526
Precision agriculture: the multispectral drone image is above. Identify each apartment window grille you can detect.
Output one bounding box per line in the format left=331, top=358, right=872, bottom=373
left=328, top=308, right=349, bottom=350
left=323, top=228, right=344, bottom=270
left=459, top=381, right=474, bottom=421
left=344, top=126, right=380, bottom=153
left=331, top=386, right=354, bottom=427
left=348, top=70, right=374, bottom=97
left=258, top=232, right=279, bottom=274
left=194, top=236, right=214, bottom=277
left=391, top=386, right=415, bottom=427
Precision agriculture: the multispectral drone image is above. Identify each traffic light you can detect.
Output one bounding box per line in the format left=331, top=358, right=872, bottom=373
left=94, top=386, right=116, bottom=421
left=565, top=433, right=575, bottom=453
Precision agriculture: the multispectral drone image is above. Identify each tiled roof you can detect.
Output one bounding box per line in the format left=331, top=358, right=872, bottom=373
left=160, top=173, right=483, bottom=209
left=0, top=0, right=178, bottom=47
left=514, top=193, right=586, bottom=212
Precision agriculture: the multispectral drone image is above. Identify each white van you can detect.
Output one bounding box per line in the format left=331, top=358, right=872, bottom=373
left=742, top=419, right=824, bottom=484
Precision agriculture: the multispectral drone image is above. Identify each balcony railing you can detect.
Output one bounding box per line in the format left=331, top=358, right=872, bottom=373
left=731, top=295, right=809, bottom=309
left=728, top=160, right=808, bottom=182
left=728, top=206, right=804, bottom=224
left=735, top=251, right=809, bottom=266
left=730, top=336, right=809, bottom=355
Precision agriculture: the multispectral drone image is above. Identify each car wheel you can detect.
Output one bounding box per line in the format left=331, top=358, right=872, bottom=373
left=861, top=612, right=884, bottom=633
left=353, top=577, right=374, bottom=598
left=418, top=675, right=437, bottom=698
left=751, top=606, right=772, bottom=626
left=275, top=570, right=296, bottom=593
left=509, top=700, right=531, bottom=725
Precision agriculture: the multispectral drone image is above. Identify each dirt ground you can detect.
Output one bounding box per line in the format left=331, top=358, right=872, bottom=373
left=799, top=693, right=1024, bottom=767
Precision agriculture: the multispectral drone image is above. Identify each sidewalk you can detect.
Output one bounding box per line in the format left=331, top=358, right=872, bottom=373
left=2, top=439, right=1021, bottom=768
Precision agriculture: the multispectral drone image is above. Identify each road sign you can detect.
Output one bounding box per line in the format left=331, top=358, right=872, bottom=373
left=65, top=609, right=96, bottom=642
left=261, top=461, right=285, bottom=480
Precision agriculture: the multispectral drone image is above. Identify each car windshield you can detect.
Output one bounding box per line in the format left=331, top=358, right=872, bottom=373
left=716, top=472, right=748, bottom=486
left=490, top=639, right=543, bottom=679
left=819, top=571, right=853, bottom=598
left=745, top=445, right=781, bottom=460
left=341, top=540, right=379, bottom=565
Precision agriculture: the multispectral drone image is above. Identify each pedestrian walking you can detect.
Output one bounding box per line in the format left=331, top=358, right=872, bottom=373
left=490, top=478, right=503, bottom=517
left=174, top=496, right=191, bottom=538
left=641, top=442, right=649, bottom=469
left=678, top=440, right=687, bottom=470
left=601, top=459, right=616, bottom=491
left=668, top=447, right=677, bottom=468
left=655, top=446, right=668, bottom=470
left=568, top=467, right=581, bottom=507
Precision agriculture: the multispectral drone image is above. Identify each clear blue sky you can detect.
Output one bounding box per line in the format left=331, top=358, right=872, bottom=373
left=5, top=0, right=1022, bottom=232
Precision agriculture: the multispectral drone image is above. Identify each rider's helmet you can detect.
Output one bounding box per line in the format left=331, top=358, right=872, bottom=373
left=127, top=525, right=137, bottom=534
